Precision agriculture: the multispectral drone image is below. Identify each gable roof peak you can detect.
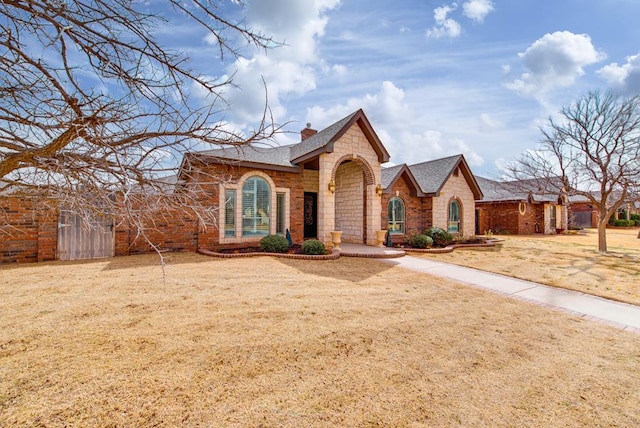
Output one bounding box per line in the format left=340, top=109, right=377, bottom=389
left=289, top=109, right=389, bottom=164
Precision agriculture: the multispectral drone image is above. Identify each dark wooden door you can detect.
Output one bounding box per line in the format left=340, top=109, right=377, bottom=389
left=304, top=192, right=318, bottom=239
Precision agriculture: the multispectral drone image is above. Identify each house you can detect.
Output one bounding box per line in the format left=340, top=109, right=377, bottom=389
left=475, top=176, right=568, bottom=235
left=1, top=108, right=485, bottom=263
left=180, top=109, right=483, bottom=249
left=380, top=155, right=483, bottom=243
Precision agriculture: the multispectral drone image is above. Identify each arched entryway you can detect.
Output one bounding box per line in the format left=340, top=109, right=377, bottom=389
left=331, top=155, right=376, bottom=244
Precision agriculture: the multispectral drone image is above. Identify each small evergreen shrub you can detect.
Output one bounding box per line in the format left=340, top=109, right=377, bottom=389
left=259, top=235, right=289, bottom=253
left=423, top=227, right=453, bottom=247
left=302, top=239, right=326, bottom=255
left=410, top=234, right=433, bottom=249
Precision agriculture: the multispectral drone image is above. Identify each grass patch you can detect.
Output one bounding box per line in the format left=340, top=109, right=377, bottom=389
left=1, top=253, right=640, bottom=426
left=422, top=228, right=640, bottom=305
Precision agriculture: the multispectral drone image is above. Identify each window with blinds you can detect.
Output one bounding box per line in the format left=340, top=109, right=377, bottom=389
left=224, top=189, right=236, bottom=237
left=242, top=177, right=270, bottom=236
left=276, top=192, right=285, bottom=235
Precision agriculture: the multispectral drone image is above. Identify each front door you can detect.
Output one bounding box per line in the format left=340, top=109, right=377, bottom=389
left=304, top=192, right=317, bottom=239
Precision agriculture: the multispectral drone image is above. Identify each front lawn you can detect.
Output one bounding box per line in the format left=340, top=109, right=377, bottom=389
left=1, top=253, right=639, bottom=426
left=419, top=228, right=640, bottom=305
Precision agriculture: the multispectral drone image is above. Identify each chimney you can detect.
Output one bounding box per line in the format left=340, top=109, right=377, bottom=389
left=300, top=123, right=317, bottom=141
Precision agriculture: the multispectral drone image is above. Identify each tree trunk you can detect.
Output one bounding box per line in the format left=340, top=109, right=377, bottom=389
left=597, top=219, right=608, bottom=252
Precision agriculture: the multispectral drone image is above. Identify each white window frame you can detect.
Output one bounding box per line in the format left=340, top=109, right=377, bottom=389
left=387, top=196, right=405, bottom=234
left=219, top=171, right=290, bottom=244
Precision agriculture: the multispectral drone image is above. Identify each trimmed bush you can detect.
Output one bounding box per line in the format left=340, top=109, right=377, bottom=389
left=410, top=234, right=433, bottom=249
left=302, top=239, right=326, bottom=255
left=259, top=235, right=289, bottom=253
left=423, top=227, right=453, bottom=247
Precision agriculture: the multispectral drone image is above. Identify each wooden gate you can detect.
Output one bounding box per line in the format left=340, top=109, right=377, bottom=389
left=57, top=210, right=114, bottom=261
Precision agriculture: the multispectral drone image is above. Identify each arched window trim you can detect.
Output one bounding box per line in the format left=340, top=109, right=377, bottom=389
left=387, top=196, right=405, bottom=235
left=219, top=172, right=289, bottom=243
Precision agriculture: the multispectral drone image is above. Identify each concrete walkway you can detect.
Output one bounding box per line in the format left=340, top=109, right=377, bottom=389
left=382, top=255, right=640, bottom=335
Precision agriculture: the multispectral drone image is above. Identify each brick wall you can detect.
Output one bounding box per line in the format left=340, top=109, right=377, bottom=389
left=115, top=212, right=199, bottom=256
left=381, top=174, right=432, bottom=242
left=193, top=163, right=305, bottom=249
left=1, top=196, right=58, bottom=264
left=476, top=201, right=543, bottom=235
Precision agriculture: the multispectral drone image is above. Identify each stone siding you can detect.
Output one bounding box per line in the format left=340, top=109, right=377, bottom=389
left=335, top=161, right=365, bottom=243
left=431, top=171, right=476, bottom=236
left=317, top=124, right=382, bottom=245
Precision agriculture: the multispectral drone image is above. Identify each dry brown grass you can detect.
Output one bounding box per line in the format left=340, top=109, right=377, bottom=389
left=418, top=228, right=640, bottom=306
left=1, top=252, right=640, bottom=426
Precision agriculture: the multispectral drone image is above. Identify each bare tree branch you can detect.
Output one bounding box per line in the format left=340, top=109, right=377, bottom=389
left=0, top=0, right=283, bottom=255
left=506, top=89, right=640, bottom=252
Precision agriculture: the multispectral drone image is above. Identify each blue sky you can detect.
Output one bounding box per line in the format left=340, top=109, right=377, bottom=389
left=160, top=0, right=640, bottom=177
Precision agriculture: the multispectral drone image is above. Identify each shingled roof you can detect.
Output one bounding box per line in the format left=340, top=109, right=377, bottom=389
left=382, top=154, right=483, bottom=199
left=191, top=144, right=298, bottom=172
left=476, top=176, right=564, bottom=203
left=187, top=109, right=390, bottom=170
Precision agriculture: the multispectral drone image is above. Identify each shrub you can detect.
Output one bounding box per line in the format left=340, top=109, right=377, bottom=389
left=631, top=214, right=640, bottom=221
left=423, top=227, right=453, bottom=247
left=259, top=235, right=289, bottom=253
left=611, top=219, right=635, bottom=227
left=302, top=239, right=326, bottom=255
left=410, top=234, right=433, bottom=249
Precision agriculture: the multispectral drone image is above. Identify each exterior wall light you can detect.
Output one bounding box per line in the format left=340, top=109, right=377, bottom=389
left=376, top=184, right=384, bottom=197
left=328, top=179, right=336, bottom=193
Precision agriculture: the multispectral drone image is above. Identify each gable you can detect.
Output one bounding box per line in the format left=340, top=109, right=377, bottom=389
left=290, top=109, right=390, bottom=165
left=402, top=155, right=483, bottom=200
left=381, top=164, right=425, bottom=197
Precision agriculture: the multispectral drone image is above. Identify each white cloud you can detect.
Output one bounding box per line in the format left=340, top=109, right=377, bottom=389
left=427, top=3, right=462, bottom=39
left=220, top=0, right=341, bottom=125
left=505, top=31, right=606, bottom=99
left=462, top=0, right=494, bottom=23
left=479, top=113, right=503, bottom=131
left=597, top=52, right=640, bottom=93
left=305, top=81, right=484, bottom=167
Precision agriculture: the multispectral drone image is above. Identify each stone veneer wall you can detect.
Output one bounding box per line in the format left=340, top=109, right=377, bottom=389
left=334, top=161, right=364, bottom=243
left=302, top=169, right=319, bottom=193
left=431, top=171, right=476, bottom=236
left=317, top=124, right=382, bottom=246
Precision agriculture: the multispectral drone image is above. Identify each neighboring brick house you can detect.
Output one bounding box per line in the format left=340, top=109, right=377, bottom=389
left=380, top=155, right=483, bottom=243
left=475, top=176, right=568, bottom=235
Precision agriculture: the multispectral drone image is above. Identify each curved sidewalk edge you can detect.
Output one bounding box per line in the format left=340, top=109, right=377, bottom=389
left=382, top=255, right=640, bottom=335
